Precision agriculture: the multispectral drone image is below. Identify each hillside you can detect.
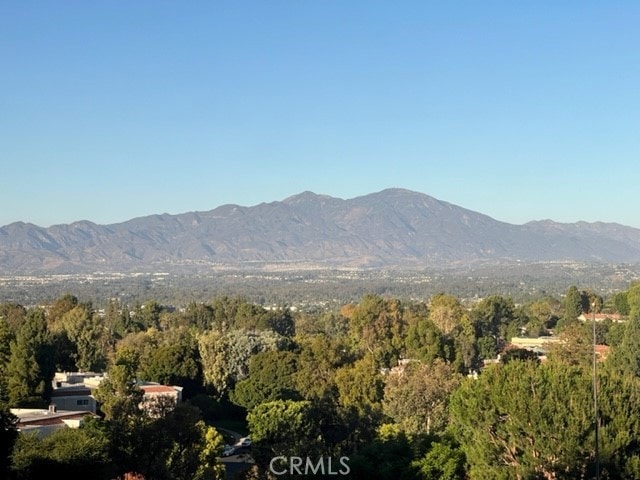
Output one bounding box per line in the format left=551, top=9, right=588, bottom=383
left=1, top=188, right=640, bottom=273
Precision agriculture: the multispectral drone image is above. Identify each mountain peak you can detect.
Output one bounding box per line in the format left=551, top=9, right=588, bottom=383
left=1, top=189, right=640, bottom=274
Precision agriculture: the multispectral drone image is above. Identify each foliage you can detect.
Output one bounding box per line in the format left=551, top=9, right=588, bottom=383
left=347, top=424, right=416, bottom=480
left=140, top=329, right=202, bottom=398
left=411, top=436, right=466, bottom=480
left=294, top=335, right=352, bottom=402
left=61, top=305, right=110, bottom=371
left=247, top=399, right=326, bottom=473
left=0, top=405, right=18, bottom=478
left=5, top=308, right=54, bottom=407
left=230, top=350, right=300, bottom=410
left=136, top=404, right=225, bottom=480
left=450, top=360, right=640, bottom=479
left=383, top=360, right=461, bottom=435
left=606, top=310, right=640, bottom=377
left=198, top=329, right=291, bottom=399
left=335, top=354, right=385, bottom=418
left=562, top=285, right=584, bottom=325
left=94, top=347, right=144, bottom=421
left=10, top=426, right=111, bottom=479
left=348, top=294, right=407, bottom=368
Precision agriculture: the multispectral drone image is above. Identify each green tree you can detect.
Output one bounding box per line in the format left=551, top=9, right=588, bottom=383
left=46, top=293, right=79, bottom=327
left=94, top=347, right=144, bottom=421
left=411, top=436, right=466, bottom=480
left=405, top=315, right=447, bottom=364
left=0, top=303, right=27, bottom=333
left=562, top=285, right=584, bottom=326
left=137, top=404, right=225, bottom=480
left=471, top=295, right=516, bottom=340
left=612, top=291, right=630, bottom=316
left=428, top=294, right=464, bottom=335
left=248, top=399, right=325, bottom=472
left=382, top=360, right=461, bottom=435
left=335, top=354, right=385, bottom=418
left=0, top=319, right=14, bottom=403
left=230, top=350, right=300, bottom=410
left=61, top=305, right=109, bottom=372
left=0, top=405, right=18, bottom=478
left=6, top=308, right=54, bottom=407
left=348, top=424, right=416, bottom=480
left=10, top=426, right=111, bottom=479
left=294, top=335, right=351, bottom=402
left=140, top=329, right=202, bottom=398
left=607, top=310, right=640, bottom=377
left=450, top=360, right=640, bottom=479
left=198, top=329, right=291, bottom=399
left=348, top=295, right=407, bottom=368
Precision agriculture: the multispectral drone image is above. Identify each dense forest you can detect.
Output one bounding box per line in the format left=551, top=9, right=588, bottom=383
left=1, top=282, right=640, bottom=479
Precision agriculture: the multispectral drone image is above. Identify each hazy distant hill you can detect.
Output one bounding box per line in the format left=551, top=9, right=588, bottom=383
left=1, top=188, right=640, bottom=273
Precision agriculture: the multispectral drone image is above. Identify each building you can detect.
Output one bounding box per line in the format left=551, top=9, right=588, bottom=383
left=11, top=405, right=97, bottom=438
left=50, top=372, right=105, bottom=414
left=139, top=382, right=183, bottom=417
left=578, top=313, right=625, bottom=323
left=50, top=372, right=183, bottom=417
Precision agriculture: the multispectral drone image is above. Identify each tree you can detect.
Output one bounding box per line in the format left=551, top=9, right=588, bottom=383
left=334, top=354, right=385, bottom=418
left=450, top=360, right=640, bottom=479
left=137, top=404, right=225, bottom=480
left=348, top=295, right=407, bottom=368
left=294, top=335, right=351, bottom=402
left=140, top=329, right=202, bottom=398
left=471, top=295, right=516, bottom=340
left=6, top=308, right=54, bottom=407
left=0, top=405, right=18, bottom=478
left=607, top=309, right=640, bottom=377
left=411, top=436, right=466, bottom=480
left=405, top=316, right=447, bottom=364
left=46, top=293, right=79, bottom=327
left=348, top=424, right=416, bottom=480
left=230, top=350, right=300, bottom=410
left=10, top=425, right=111, bottom=479
left=0, top=319, right=14, bottom=403
left=93, top=347, right=146, bottom=476
left=198, top=329, right=291, bottom=399
left=247, top=399, right=325, bottom=472
left=61, top=305, right=109, bottom=372
left=428, top=294, right=464, bottom=335
left=382, top=360, right=461, bottom=435
left=0, top=303, right=27, bottom=333
left=562, top=285, right=584, bottom=325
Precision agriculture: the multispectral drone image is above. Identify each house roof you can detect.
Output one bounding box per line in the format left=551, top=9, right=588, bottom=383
left=140, top=385, right=178, bottom=395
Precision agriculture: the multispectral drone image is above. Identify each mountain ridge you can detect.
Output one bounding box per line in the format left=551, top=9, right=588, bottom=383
left=1, top=188, right=639, bottom=273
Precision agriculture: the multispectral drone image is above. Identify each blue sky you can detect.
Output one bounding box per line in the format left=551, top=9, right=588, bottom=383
left=1, top=2, right=639, bottom=228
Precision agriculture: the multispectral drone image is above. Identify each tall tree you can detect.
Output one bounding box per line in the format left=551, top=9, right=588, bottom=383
left=230, top=350, right=300, bottom=410
left=62, top=305, right=109, bottom=372
left=606, top=309, right=640, bottom=377
left=335, top=354, right=385, bottom=418
left=562, top=285, right=584, bottom=326
left=383, top=359, right=461, bottom=435
left=6, top=309, right=54, bottom=407
left=0, top=405, right=18, bottom=478
left=10, top=425, right=111, bottom=479
left=198, top=329, right=290, bottom=399
left=428, top=294, right=464, bottom=335
left=348, top=295, right=407, bottom=368
left=450, top=360, right=640, bottom=479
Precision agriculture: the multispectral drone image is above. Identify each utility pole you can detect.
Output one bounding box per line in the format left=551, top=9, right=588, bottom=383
left=593, top=304, right=599, bottom=480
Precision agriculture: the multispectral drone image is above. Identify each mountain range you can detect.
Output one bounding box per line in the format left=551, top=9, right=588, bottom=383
left=1, top=188, right=640, bottom=274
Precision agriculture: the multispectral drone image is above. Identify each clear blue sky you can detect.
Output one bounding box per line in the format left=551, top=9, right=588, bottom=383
left=1, top=2, right=639, bottom=228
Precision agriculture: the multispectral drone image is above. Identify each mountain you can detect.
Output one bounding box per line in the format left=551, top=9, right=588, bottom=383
left=1, top=188, right=640, bottom=273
